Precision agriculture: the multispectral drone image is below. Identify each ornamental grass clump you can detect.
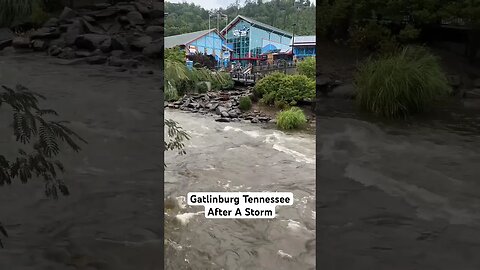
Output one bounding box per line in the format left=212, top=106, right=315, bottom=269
left=355, top=46, right=451, bottom=119
left=276, top=107, right=307, bottom=130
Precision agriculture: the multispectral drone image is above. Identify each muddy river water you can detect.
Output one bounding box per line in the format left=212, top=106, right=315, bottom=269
left=1, top=52, right=480, bottom=270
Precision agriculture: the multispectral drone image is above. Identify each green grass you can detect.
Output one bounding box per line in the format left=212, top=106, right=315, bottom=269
left=276, top=107, right=307, bottom=130
left=355, top=46, right=451, bottom=119
left=238, top=96, right=252, bottom=111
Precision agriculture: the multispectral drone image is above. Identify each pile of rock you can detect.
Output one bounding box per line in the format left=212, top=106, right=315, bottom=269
left=165, top=90, right=272, bottom=123
left=3, top=1, right=163, bottom=68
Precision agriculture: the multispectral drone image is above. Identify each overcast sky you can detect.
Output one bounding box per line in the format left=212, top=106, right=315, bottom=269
left=166, top=0, right=240, bottom=10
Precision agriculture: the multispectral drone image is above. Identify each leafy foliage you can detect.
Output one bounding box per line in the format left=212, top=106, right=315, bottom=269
left=165, top=48, right=185, bottom=63
left=165, top=119, right=190, bottom=157
left=0, top=0, right=61, bottom=27
left=239, top=96, right=252, bottom=111
left=276, top=107, right=307, bottom=130
left=355, top=46, right=451, bottom=118
left=255, top=73, right=315, bottom=106
left=297, top=57, right=316, bottom=79
left=0, top=84, right=87, bottom=247
left=165, top=1, right=315, bottom=36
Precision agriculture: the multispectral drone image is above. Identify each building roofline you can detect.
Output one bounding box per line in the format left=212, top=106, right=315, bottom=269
left=221, top=15, right=292, bottom=37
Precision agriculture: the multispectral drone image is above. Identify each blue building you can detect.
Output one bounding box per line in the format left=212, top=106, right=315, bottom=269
left=221, top=15, right=293, bottom=66
left=292, top=35, right=316, bottom=60
left=165, top=29, right=231, bottom=68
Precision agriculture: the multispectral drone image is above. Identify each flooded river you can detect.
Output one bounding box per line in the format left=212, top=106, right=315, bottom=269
left=164, top=110, right=316, bottom=270
left=0, top=53, right=315, bottom=269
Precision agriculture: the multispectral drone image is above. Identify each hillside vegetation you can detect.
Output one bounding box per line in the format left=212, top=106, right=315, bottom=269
left=165, top=0, right=315, bottom=36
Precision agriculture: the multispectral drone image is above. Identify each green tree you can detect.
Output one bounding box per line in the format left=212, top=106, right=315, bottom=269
left=0, top=84, right=87, bottom=247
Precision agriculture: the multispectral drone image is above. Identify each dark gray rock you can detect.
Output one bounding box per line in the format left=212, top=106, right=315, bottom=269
left=129, top=35, right=152, bottom=51
left=330, top=83, right=356, bottom=99
left=474, top=78, right=480, bottom=89
left=251, top=117, right=259, bottom=123
left=88, top=7, right=118, bottom=19
left=57, top=47, right=75, bottom=59
left=48, top=45, right=62, bottom=56
left=464, top=89, right=480, bottom=99
left=43, top=18, right=59, bottom=27
left=215, top=118, right=231, bottom=122
left=447, top=75, right=462, bottom=88
left=134, top=2, right=150, bottom=14
left=215, top=106, right=227, bottom=115
left=59, top=7, right=77, bottom=22
left=32, top=39, right=47, bottom=51
left=31, top=27, right=61, bottom=39
left=81, top=19, right=105, bottom=34
left=143, top=40, right=162, bottom=58
left=117, top=4, right=137, bottom=13
left=108, top=56, right=139, bottom=68
left=64, top=20, right=84, bottom=46
left=12, top=37, right=31, bottom=49
left=149, top=2, right=163, bottom=19
left=74, top=50, right=92, bottom=58
left=127, top=11, right=145, bottom=25
left=82, top=15, right=96, bottom=23
left=118, top=16, right=130, bottom=25
left=86, top=55, right=108, bottom=65
left=145, top=26, right=163, bottom=40
left=75, top=34, right=110, bottom=51
left=0, top=28, right=14, bottom=50
left=110, top=50, right=126, bottom=57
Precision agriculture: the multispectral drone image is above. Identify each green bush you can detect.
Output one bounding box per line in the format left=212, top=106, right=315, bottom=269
left=196, top=82, right=208, bottom=93
left=355, top=46, right=451, bottom=119
left=297, top=57, right=316, bottom=79
left=276, top=107, right=307, bottom=130
left=349, top=22, right=392, bottom=52
left=31, top=0, right=49, bottom=26
left=239, top=96, right=252, bottom=111
left=165, top=83, right=179, bottom=101
left=255, top=73, right=315, bottom=106
left=253, top=72, right=286, bottom=99
left=262, top=74, right=315, bottom=106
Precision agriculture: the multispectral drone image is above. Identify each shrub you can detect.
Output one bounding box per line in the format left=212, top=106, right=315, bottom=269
left=355, top=46, right=451, bottom=119
left=196, top=82, right=208, bottom=93
left=31, top=0, right=49, bottom=26
left=263, top=74, right=315, bottom=106
left=349, top=22, right=392, bottom=52
left=297, top=57, right=316, bottom=79
left=276, top=107, right=307, bottom=130
left=253, top=72, right=286, bottom=99
left=239, top=96, right=252, bottom=111
left=255, top=73, right=315, bottom=106
left=165, top=82, right=179, bottom=101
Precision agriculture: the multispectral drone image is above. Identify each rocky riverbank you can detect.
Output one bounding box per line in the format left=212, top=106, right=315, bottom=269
left=1, top=1, right=163, bottom=69
left=165, top=88, right=273, bottom=124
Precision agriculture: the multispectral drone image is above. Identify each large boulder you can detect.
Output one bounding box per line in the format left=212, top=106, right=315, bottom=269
left=75, top=34, right=110, bottom=51
left=108, top=56, right=139, bottom=68
left=43, top=18, right=59, bottom=28
left=32, top=40, right=47, bottom=51
left=126, top=11, right=145, bottom=25
left=99, top=37, right=124, bottom=53
left=12, top=37, right=31, bottom=49
left=30, top=27, right=61, bottom=39
left=149, top=2, right=163, bottom=19
left=88, top=7, right=118, bottom=19
left=81, top=19, right=105, bottom=35
left=64, top=19, right=84, bottom=46
left=0, top=28, right=14, bottom=50
left=143, top=40, right=162, bottom=58
left=58, top=7, right=77, bottom=22
left=145, top=26, right=163, bottom=40
left=134, top=2, right=150, bottom=15
left=128, top=35, right=152, bottom=51
left=330, top=83, right=356, bottom=99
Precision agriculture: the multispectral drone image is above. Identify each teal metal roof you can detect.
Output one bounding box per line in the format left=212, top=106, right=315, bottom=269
left=221, top=15, right=292, bottom=37
left=165, top=29, right=223, bottom=49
